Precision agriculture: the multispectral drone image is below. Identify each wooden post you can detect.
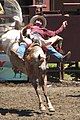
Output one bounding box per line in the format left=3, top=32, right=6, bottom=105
left=59, top=62, right=64, bottom=80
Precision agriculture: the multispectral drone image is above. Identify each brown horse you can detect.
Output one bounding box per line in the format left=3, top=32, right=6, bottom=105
left=1, top=0, right=55, bottom=112
left=9, top=43, right=55, bottom=112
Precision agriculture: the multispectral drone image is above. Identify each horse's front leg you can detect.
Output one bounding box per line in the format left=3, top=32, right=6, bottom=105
left=42, top=74, right=55, bottom=112
left=31, top=78, right=46, bottom=111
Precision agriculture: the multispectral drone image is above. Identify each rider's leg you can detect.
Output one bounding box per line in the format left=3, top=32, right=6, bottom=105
left=32, top=34, right=63, bottom=46
left=16, top=42, right=27, bottom=58
left=47, top=46, right=63, bottom=61
left=45, top=46, right=71, bottom=62
left=14, top=37, right=32, bottom=59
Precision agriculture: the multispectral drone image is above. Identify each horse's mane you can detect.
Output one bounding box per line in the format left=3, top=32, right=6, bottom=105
left=25, top=43, right=40, bottom=55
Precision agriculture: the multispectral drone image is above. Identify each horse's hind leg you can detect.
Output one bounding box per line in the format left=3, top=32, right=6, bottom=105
left=31, top=78, right=46, bottom=111
left=42, top=74, right=55, bottom=112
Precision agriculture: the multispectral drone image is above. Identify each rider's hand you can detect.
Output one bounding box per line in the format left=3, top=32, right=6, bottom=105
left=33, top=36, right=38, bottom=41
left=62, top=21, right=68, bottom=28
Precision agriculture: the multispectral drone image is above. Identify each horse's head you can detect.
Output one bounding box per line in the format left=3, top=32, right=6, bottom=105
left=24, top=44, right=47, bottom=77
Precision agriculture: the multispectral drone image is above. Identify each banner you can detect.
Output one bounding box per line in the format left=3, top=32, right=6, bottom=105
left=0, top=53, right=28, bottom=81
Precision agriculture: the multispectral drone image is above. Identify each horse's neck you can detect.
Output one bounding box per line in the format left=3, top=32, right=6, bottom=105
left=28, top=44, right=46, bottom=58
left=0, top=29, right=20, bottom=54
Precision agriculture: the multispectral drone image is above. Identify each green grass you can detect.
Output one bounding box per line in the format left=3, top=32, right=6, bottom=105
left=47, top=63, right=78, bottom=80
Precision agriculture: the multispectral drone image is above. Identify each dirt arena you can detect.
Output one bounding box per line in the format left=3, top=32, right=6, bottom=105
left=0, top=80, right=80, bottom=120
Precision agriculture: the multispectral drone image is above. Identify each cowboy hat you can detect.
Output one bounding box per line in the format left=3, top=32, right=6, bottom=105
left=30, top=15, right=47, bottom=27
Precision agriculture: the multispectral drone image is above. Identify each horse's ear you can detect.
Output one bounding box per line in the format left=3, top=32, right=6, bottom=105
left=38, top=54, right=41, bottom=60
left=38, top=55, right=44, bottom=62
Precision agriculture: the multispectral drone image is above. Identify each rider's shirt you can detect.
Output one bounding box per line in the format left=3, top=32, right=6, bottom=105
left=30, top=24, right=65, bottom=40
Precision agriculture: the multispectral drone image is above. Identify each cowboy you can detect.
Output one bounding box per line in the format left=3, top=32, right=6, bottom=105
left=13, top=15, right=71, bottom=62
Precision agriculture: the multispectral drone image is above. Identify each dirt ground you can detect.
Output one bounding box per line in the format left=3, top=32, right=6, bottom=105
left=0, top=80, right=80, bottom=120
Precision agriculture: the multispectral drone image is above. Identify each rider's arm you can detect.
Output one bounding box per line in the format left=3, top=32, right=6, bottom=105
left=45, top=21, right=68, bottom=36
left=55, top=21, right=68, bottom=34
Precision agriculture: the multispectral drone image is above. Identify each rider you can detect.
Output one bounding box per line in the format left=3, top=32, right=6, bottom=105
left=13, top=15, right=71, bottom=62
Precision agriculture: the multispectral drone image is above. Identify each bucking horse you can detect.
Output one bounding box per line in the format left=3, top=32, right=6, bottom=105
left=0, top=0, right=55, bottom=112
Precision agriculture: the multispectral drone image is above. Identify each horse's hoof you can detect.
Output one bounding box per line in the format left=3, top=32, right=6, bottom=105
left=48, top=107, right=55, bottom=112
left=40, top=105, right=46, bottom=111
